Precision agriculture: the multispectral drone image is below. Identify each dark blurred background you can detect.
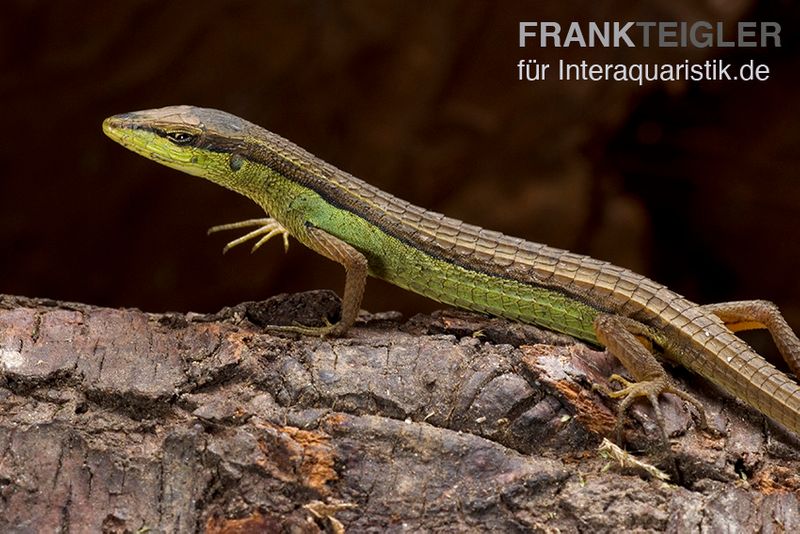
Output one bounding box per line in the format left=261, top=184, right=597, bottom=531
left=1, top=1, right=799, bottom=330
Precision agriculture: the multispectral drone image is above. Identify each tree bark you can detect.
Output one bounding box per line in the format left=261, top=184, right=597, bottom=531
left=1, top=292, right=799, bottom=533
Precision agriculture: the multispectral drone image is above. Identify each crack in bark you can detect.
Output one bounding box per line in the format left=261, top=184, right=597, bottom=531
left=51, top=437, right=67, bottom=491
left=59, top=483, right=72, bottom=533
left=30, top=312, right=42, bottom=344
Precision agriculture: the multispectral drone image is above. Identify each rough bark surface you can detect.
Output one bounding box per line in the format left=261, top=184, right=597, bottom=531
left=1, top=292, right=799, bottom=533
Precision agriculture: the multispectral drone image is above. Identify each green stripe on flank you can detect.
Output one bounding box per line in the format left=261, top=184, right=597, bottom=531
left=291, top=186, right=601, bottom=344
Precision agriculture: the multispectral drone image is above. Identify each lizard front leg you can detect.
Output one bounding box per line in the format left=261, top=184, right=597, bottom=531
left=261, top=224, right=368, bottom=337
left=209, top=219, right=366, bottom=337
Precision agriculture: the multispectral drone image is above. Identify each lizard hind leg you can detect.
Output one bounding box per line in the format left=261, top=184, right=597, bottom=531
left=593, top=314, right=708, bottom=444
left=702, top=300, right=800, bottom=379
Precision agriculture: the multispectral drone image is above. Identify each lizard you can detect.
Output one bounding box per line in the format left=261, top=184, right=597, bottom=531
left=103, top=105, right=800, bottom=439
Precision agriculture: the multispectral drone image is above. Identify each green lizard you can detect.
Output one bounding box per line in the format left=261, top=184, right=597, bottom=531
left=103, top=106, right=800, bottom=439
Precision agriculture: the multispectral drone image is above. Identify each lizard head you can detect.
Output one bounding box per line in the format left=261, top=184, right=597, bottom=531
left=103, top=105, right=255, bottom=190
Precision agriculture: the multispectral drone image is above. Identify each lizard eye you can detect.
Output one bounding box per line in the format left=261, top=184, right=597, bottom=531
left=166, top=131, right=196, bottom=145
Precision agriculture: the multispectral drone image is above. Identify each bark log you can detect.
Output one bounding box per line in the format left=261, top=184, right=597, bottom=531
left=1, top=292, right=799, bottom=533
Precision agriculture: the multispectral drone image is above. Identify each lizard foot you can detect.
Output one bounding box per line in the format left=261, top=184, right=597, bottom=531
left=208, top=218, right=291, bottom=254
left=263, top=316, right=347, bottom=338
left=596, top=374, right=709, bottom=444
